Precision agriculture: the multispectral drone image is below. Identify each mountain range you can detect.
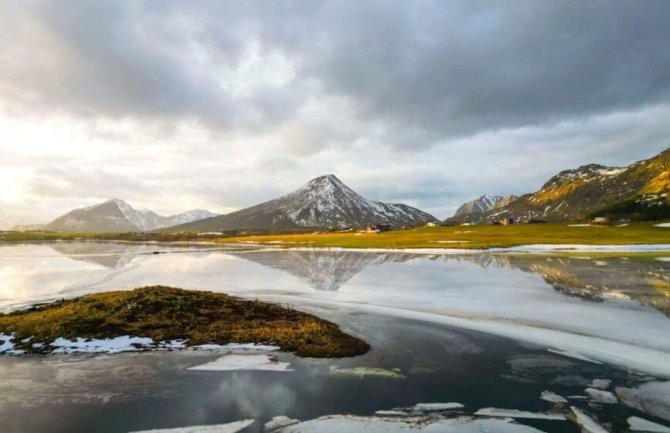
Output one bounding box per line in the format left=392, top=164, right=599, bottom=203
left=447, top=147, right=670, bottom=224
left=42, top=199, right=218, bottom=233
left=168, top=174, right=437, bottom=232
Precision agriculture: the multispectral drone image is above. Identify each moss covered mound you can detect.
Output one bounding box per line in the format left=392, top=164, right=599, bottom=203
left=0, top=286, right=369, bottom=358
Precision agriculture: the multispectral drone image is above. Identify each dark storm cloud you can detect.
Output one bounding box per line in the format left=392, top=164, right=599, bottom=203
left=2, top=0, right=669, bottom=143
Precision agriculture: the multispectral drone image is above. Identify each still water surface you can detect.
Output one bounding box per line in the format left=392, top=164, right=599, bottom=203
left=1, top=242, right=669, bottom=432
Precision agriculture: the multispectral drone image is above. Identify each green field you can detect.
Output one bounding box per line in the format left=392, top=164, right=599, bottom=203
left=2, top=222, right=670, bottom=251
left=215, top=223, right=670, bottom=250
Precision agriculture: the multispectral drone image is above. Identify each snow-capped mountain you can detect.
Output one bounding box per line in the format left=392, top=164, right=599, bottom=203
left=44, top=199, right=218, bottom=233
left=168, top=174, right=437, bottom=232
left=453, top=194, right=518, bottom=218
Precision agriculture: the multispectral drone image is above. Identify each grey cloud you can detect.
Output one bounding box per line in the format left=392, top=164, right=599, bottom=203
left=2, top=1, right=669, bottom=145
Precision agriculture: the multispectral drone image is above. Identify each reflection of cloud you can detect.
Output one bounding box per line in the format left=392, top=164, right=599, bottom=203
left=208, top=374, right=297, bottom=420
left=233, top=250, right=414, bottom=291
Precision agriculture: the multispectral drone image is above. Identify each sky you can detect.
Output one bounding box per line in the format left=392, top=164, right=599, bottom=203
left=1, top=0, right=670, bottom=225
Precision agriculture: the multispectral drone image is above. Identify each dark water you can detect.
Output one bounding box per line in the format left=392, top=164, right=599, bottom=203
left=0, top=242, right=669, bottom=432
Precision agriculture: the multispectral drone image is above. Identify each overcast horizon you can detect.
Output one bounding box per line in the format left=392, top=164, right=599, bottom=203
left=1, top=1, right=670, bottom=225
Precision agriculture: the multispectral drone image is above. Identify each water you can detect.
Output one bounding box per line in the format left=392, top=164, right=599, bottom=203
left=1, top=242, right=669, bottom=432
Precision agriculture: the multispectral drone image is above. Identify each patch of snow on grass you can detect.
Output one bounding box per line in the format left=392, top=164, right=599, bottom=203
left=187, top=354, right=293, bottom=372
left=655, top=223, right=670, bottom=228
left=50, top=336, right=155, bottom=354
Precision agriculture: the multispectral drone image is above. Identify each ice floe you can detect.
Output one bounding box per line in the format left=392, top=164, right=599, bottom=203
left=187, top=354, right=293, bottom=372
left=547, top=349, right=602, bottom=364
left=265, top=416, right=300, bottom=431
left=128, top=419, right=255, bottom=433
left=584, top=388, right=618, bottom=404
left=474, top=408, right=565, bottom=420
left=329, top=366, right=405, bottom=378
left=588, top=379, right=611, bottom=390
left=616, top=381, right=670, bottom=422
left=412, top=402, right=464, bottom=411
left=569, top=407, right=609, bottom=433
left=272, top=414, right=548, bottom=432
left=628, top=416, right=670, bottom=432
left=540, top=391, right=567, bottom=404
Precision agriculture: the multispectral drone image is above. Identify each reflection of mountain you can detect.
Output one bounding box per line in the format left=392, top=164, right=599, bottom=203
left=454, top=254, right=670, bottom=316
left=47, top=242, right=158, bottom=269
left=234, top=250, right=414, bottom=291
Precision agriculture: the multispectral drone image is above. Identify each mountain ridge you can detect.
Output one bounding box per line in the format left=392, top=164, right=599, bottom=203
left=165, top=174, right=437, bottom=232
left=43, top=199, right=218, bottom=233
left=446, top=147, right=670, bottom=224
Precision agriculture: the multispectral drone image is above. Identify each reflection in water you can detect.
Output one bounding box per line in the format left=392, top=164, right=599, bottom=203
left=2, top=243, right=670, bottom=432
left=453, top=254, right=670, bottom=316
left=234, top=250, right=415, bottom=291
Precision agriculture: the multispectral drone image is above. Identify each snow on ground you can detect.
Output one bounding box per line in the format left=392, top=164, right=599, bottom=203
left=655, top=223, right=670, bottom=228
left=274, top=415, right=548, bottom=432
left=474, top=408, right=565, bottom=420
left=540, top=391, right=567, bottom=404
left=50, top=336, right=159, bottom=354
left=616, top=381, right=670, bottom=422
left=0, top=334, right=280, bottom=356
left=187, top=354, right=293, bottom=372
left=570, top=407, right=609, bottom=433
left=628, top=416, right=670, bottom=432
left=128, top=419, right=254, bottom=433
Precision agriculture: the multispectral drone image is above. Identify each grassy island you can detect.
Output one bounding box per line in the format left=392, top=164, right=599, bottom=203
left=0, top=286, right=369, bottom=358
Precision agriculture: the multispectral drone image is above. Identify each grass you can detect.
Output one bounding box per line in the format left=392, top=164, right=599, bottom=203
left=0, top=286, right=369, bottom=358
left=2, top=222, right=670, bottom=250
left=214, top=223, right=670, bottom=250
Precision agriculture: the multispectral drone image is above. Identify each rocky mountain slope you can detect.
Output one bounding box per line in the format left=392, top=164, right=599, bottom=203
left=44, top=199, right=217, bottom=233
left=452, top=194, right=518, bottom=222
left=447, top=147, right=670, bottom=223
left=167, top=174, right=437, bottom=232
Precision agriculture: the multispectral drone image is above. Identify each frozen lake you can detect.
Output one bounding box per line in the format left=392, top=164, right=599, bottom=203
left=1, top=242, right=669, bottom=432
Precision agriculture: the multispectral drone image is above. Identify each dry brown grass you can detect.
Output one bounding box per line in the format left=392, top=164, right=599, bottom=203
left=0, top=286, right=369, bottom=358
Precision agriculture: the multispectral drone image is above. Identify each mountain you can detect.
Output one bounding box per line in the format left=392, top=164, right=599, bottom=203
left=44, top=199, right=218, bottom=233
left=452, top=194, right=518, bottom=222
left=451, top=147, right=670, bottom=223
left=166, top=174, right=437, bottom=232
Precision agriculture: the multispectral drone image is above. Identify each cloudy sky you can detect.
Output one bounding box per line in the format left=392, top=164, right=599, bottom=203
left=1, top=0, right=670, bottom=225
